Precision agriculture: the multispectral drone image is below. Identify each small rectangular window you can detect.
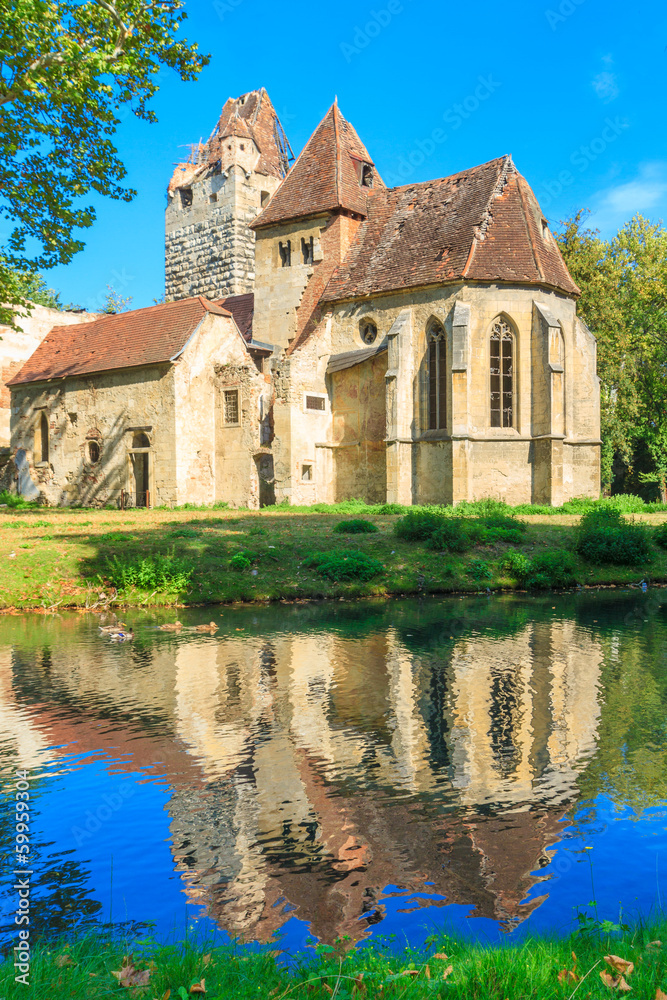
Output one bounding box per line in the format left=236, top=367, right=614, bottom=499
left=305, top=394, right=326, bottom=412
left=180, top=188, right=193, bottom=208
left=302, top=464, right=313, bottom=482
left=223, top=389, right=239, bottom=425
left=301, top=237, right=314, bottom=265
left=261, top=190, right=271, bottom=207
left=279, top=240, right=291, bottom=267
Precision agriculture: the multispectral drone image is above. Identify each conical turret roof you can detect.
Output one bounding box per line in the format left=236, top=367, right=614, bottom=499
left=251, top=102, right=383, bottom=229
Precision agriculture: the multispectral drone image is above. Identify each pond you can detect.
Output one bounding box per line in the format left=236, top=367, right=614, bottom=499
left=0, top=590, right=666, bottom=955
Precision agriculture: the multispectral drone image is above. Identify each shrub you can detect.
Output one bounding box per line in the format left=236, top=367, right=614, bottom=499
left=0, top=490, right=37, bottom=509
left=394, top=511, right=445, bottom=541
left=375, top=503, right=406, bottom=515
left=103, top=552, right=193, bottom=592
left=654, top=523, right=667, bottom=549
left=476, top=514, right=526, bottom=544
left=453, top=498, right=514, bottom=518
left=576, top=507, right=653, bottom=565
left=428, top=518, right=474, bottom=553
left=230, top=552, right=252, bottom=571
left=467, top=558, right=493, bottom=582
left=169, top=527, right=200, bottom=538
left=502, top=549, right=577, bottom=589
left=333, top=519, right=379, bottom=534
left=304, top=550, right=383, bottom=581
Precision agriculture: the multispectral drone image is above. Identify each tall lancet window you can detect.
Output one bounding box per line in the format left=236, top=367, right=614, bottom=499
left=427, top=321, right=447, bottom=430
left=490, top=317, right=515, bottom=428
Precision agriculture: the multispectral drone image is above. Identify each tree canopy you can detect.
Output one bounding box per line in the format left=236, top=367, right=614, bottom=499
left=0, top=0, right=208, bottom=325
left=557, top=212, right=667, bottom=499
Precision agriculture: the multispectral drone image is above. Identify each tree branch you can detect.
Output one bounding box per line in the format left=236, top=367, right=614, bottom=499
left=0, top=0, right=135, bottom=108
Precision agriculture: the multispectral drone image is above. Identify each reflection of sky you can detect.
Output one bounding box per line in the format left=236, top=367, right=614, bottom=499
left=4, top=749, right=667, bottom=955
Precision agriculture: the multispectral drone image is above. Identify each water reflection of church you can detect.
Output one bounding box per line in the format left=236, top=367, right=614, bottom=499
left=0, top=604, right=602, bottom=943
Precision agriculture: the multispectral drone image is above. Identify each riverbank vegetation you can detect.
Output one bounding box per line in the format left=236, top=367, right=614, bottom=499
left=0, top=495, right=666, bottom=610
left=3, top=915, right=667, bottom=998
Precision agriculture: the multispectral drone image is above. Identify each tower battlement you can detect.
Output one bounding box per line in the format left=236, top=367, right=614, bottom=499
left=165, top=89, right=292, bottom=302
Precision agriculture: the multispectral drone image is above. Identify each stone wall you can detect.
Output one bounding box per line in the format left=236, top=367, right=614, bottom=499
left=271, top=280, right=600, bottom=506
left=165, top=163, right=281, bottom=302
left=8, top=313, right=265, bottom=508
left=10, top=364, right=178, bottom=507
left=0, top=304, right=99, bottom=450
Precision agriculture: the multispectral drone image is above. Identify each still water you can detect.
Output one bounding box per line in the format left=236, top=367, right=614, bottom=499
left=0, top=591, right=666, bottom=953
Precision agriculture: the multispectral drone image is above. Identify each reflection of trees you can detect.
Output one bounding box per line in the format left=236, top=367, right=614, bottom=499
left=576, top=621, right=667, bottom=815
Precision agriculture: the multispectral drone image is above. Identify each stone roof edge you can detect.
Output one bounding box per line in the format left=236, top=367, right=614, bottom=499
left=7, top=356, right=176, bottom=389
left=319, top=275, right=579, bottom=309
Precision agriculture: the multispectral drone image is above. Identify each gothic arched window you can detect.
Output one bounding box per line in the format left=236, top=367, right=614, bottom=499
left=490, top=317, right=515, bottom=428
left=427, top=321, right=447, bottom=430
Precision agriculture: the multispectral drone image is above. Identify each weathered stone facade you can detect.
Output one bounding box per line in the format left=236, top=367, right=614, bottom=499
left=165, top=89, right=289, bottom=302
left=8, top=304, right=267, bottom=507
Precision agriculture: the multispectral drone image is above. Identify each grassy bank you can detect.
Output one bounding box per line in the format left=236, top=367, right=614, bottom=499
left=3, top=917, right=667, bottom=998
left=1, top=497, right=666, bottom=610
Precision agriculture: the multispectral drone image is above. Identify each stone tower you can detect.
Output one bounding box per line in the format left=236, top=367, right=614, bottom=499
left=165, top=89, right=292, bottom=301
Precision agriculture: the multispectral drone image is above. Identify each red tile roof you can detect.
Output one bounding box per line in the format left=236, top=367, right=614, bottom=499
left=250, top=102, right=384, bottom=230
left=7, top=297, right=231, bottom=387
left=321, top=157, right=579, bottom=302
left=216, top=292, right=254, bottom=341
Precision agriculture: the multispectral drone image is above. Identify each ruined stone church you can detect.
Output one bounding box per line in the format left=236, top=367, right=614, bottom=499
left=8, top=88, right=600, bottom=507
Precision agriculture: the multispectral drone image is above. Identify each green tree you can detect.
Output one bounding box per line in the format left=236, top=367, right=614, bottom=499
left=556, top=212, right=667, bottom=498
left=0, top=1, right=209, bottom=326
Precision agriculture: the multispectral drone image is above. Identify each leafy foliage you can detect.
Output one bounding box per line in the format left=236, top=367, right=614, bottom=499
left=304, top=550, right=384, bottom=581
left=654, top=522, right=667, bottom=550
left=557, top=212, right=667, bottom=497
left=576, top=507, right=653, bottom=565
left=503, top=549, right=578, bottom=589
left=333, top=518, right=379, bottom=534
left=102, top=551, right=192, bottom=592
left=0, top=1, right=209, bottom=325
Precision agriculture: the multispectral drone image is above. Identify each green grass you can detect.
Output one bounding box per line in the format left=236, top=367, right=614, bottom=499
left=0, top=501, right=666, bottom=610
left=4, top=916, right=667, bottom=998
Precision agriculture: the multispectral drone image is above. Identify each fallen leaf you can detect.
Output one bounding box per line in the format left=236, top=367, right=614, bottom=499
left=425, top=964, right=431, bottom=980
left=432, top=953, right=448, bottom=961
left=55, top=954, right=75, bottom=967
left=322, top=986, right=334, bottom=996
left=606, top=955, right=635, bottom=976
left=400, top=970, right=420, bottom=978
left=111, top=956, right=152, bottom=989
left=558, top=969, right=579, bottom=984
left=656, top=990, right=667, bottom=1000
left=443, top=965, right=454, bottom=980
left=189, top=981, right=206, bottom=995
left=202, top=954, right=212, bottom=967
left=600, top=970, right=631, bottom=991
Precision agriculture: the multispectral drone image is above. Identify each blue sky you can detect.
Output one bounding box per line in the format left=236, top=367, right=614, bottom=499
left=45, top=0, right=667, bottom=311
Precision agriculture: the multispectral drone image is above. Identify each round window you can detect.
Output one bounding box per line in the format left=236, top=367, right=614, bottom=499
left=361, top=320, right=377, bottom=345
left=88, top=441, right=100, bottom=464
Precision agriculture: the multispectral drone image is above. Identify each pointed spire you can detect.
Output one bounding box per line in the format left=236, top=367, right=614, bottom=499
left=250, top=103, right=381, bottom=229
